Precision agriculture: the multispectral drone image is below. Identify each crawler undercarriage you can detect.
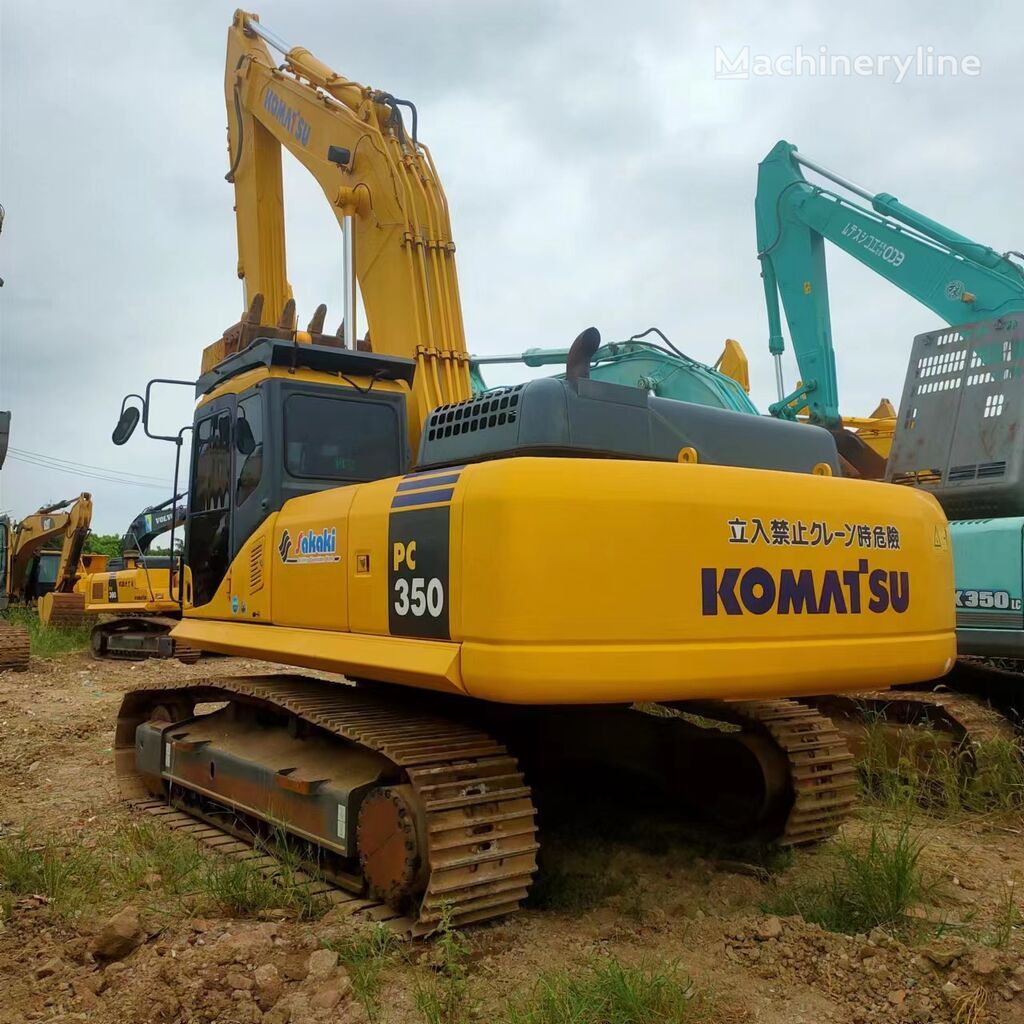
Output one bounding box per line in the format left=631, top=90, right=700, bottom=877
left=116, top=676, right=857, bottom=934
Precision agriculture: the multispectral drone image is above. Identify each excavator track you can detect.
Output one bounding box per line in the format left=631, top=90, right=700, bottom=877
left=675, top=698, right=860, bottom=846
left=801, top=688, right=1015, bottom=758
left=116, top=676, right=539, bottom=936
left=91, top=615, right=198, bottom=664
left=0, top=622, right=30, bottom=672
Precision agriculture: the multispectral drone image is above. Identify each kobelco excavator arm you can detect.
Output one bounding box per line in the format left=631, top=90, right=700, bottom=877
left=756, top=140, right=1024, bottom=431
left=212, top=10, right=470, bottom=444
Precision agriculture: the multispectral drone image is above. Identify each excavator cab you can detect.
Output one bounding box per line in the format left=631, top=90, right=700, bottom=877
left=185, top=339, right=413, bottom=607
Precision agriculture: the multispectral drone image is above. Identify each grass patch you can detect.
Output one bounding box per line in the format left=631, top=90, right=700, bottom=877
left=982, top=880, right=1021, bottom=949
left=323, top=924, right=402, bottom=1022
left=0, top=833, right=103, bottom=920
left=858, top=717, right=1024, bottom=818
left=415, top=903, right=470, bottom=1024
left=1, top=820, right=329, bottom=924
left=761, top=821, right=934, bottom=936
left=2, top=606, right=91, bottom=657
left=504, top=957, right=716, bottom=1024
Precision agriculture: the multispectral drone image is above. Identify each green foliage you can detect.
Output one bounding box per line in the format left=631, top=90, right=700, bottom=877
left=84, top=533, right=122, bottom=558
left=0, top=820, right=328, bottom=924
left=761, top=821, right=933, bottom=936
left=1, top=606, right=90, bottom=657
left=0, top=833, right=102, bottom=921
left=504, top=958, right=714, bottom=1024
left=858, top=718, right=1024, bottom=817
left=982, top=880, right=1021, bottom=949
left=415, top=903, right=470, bottom=1024
left=323, top=925, right=401, bottom=1022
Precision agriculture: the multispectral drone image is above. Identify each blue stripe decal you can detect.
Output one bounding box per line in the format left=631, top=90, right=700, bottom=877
left=396, top=473, right=461, bottom=493
left=391, top=487, right=454, bottom=509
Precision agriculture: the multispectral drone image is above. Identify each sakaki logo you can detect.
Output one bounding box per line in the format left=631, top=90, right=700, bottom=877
left=277, top=527, right=340, bottom=565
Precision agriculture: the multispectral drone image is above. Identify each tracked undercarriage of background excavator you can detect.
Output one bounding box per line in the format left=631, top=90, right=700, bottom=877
left=107, top=10, right=957, bottom=935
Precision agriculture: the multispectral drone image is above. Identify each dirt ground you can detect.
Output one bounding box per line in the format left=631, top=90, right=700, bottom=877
left=1, top=651, right=1024, bottom=1024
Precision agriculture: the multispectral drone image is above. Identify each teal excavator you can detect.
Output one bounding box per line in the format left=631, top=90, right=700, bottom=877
left=472, top=332, right=754, bottom=413
left=754, top=140, right=1024, bottom=665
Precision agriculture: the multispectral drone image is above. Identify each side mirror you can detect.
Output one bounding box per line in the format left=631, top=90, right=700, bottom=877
left=236, top=416, right=256, bottom=456
left=112, top=405, right=141, bottom=446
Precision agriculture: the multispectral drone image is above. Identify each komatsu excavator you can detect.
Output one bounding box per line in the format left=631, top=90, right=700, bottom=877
left=79, top=495, right=198, bottom=662
left=109, top=12, right=956, bottom=934
left=755, top=141, right=1024, bottom=727
left=3, top=493, right=93, bottom=627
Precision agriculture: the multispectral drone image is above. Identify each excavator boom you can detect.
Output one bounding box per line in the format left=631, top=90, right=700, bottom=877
left=216, top=11, right=470, bottom=444
left=756, top=140, right=1024, bottom=428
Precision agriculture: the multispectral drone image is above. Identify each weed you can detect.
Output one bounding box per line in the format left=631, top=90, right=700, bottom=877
left=858, top=716, right=1024, bottom=818
left=504, top=957, right=715, bottom=1024
left=0, top=833, right=101, bottom=920
left=199, top=851, right=324, bottom=920
left=762, top=821, right=933, bottom=936
left=952, top=986, right=989, bottom=1024
left=2, top=606, right=91, bottom=657
left=105, top=821, right=205, bottom=896
left=415, top=903, right=470, bottom=1024
left=324, top=924, right=401, bottom=1022
left=982, top=880, right=1021, bottom=949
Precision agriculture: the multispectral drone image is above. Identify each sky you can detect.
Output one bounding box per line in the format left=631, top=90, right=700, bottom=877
left=0, top=0, right=1020, bottom=532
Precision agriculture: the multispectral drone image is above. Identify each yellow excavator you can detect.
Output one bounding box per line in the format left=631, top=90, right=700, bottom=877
left=110, top=11, right=956, bottom=935
left=78, top=495, right=198, bottom=662
left=3, top=493, right=93, bottom=627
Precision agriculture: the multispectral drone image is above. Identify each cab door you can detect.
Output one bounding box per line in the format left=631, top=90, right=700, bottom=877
left=186, top=396, right=235, bottom=609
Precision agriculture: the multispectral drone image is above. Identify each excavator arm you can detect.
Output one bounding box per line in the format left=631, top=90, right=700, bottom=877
left=216, top=10, right=471, bottom=443
left=8, top=493, right=92, bottom=600
left=121, top=494, right=186, bottom=557
left=756, top=140, right=1024, bottom=429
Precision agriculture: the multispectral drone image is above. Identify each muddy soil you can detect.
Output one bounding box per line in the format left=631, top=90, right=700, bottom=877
left=1, top=652, right=1023, bottom=1023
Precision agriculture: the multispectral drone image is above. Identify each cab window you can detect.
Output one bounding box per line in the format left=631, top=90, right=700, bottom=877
left=235, top=394, right=264, bottom=506
left=284, top=394, right=401, bottom=482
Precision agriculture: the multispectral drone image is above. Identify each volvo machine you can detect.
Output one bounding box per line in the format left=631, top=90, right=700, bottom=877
left=110, top=13, right=957, bottom=935
left=80, top=495, right=198, bottom=662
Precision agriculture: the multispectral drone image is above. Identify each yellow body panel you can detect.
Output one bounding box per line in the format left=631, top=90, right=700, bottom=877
left=78, top=563, right=189, bottom=616
left=176, top=457, right=955, bottom=705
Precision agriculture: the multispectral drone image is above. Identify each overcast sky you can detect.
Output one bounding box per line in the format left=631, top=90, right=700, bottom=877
left=1, top=0, right=1020, bottom=532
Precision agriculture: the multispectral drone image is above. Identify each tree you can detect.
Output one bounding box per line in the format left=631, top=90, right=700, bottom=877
left=84, top=533, right=122, bottom=558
